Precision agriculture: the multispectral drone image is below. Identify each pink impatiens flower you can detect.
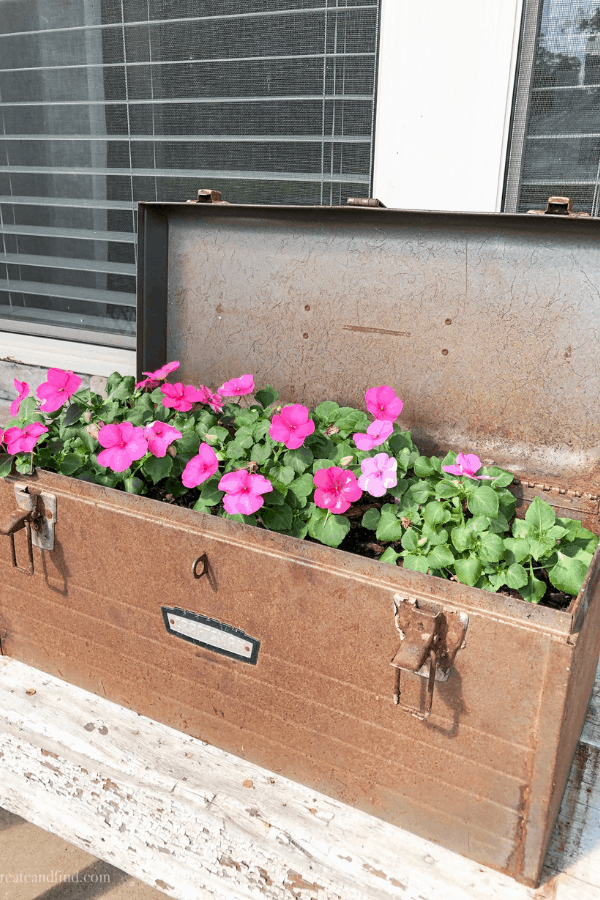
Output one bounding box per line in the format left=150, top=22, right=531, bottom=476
left=358, top=453, right=398, bottom=497
left=143, top=421, right=183, bottom=458
left=364, top=385, right=403, bottom=422
left=353, top=419, right=393, bottom=451
left=313, top=467, right=362, bottom=514
left=442, top=452, right=484, bottom=480
left=182, top=443, right=219, bottom=488
left=219, top=374, right=254, bottom=397
left=194, top=385, right=224, bottom=414
left=135, top=360, right=180, bottom=391
left=97, top=422, right=148, bottom=472
left=10, top=379, right=30, bottom=418
left=218, top=469, right=272, bottom=515
left=269, top=404, right=315, bottom=450
left=37, top=368, right=82, bottom=413
left=4, top=423, right=48, bottom=455
left=161, top=383, right=207, bottom=412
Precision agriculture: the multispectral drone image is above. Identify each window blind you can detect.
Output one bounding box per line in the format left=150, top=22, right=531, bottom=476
left=505, top=0, right=600, bottom=214
left=0, top=0, right=380, bottom=349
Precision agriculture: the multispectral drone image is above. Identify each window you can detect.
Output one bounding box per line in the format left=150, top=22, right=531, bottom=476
left=0, top=0, right=380, bottom=350
left=505, top=0, right=600, bottom=213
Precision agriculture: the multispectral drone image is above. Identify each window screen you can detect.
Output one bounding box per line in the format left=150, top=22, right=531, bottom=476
left=0, top=0, right=380, bottom=349
left=505, top=0, right=600, bottom=213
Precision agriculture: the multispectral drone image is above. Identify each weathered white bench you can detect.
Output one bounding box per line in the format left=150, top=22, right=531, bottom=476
left=0, top=655, right=598, bottom=900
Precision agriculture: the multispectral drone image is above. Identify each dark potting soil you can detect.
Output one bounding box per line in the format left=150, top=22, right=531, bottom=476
left=145, top=485, right=573, bottom=612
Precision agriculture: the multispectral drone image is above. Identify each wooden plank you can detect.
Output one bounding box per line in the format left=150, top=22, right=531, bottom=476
left=0, top=656, right=599, bottom=900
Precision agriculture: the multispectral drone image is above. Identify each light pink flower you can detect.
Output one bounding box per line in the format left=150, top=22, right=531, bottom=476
left=4, top=423, right=48, bottom=455
left=269, top=404, right=315, bottom=450
left=219, top=374, right=254, bottom=397
left=182, top=443, right=219, bottom=488
left=313, top=467, right=362, bottom=514
left=143, top=421, right=183, bottom=458
left=358, top=453, right=398, bottom=497
left=161, top=383, right=207, bottom=412
left=97, top=422, right=148, bottom=472
left=442, top=452, right=484, bottom=480
left=218, top=469, right=272, bottom=515
left=353, top=419, right=393, bottom=451
left=37, top=368, right=82, bottom=413
left=364, top=385, right=403, bottom=422
left=136, top=361, right=180, bottom=390
left=10, top=379, right=30, bottom=418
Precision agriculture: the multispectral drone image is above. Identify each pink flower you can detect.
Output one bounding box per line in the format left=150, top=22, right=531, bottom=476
left=10, top=379, right=30, bottom=418
left=269, top=404, right=315, bottom=450
left=182, top=443, right=219, bottom=488
left=313, top=467, right=362, bottom=514
left=194, top=385, right=224, bottom=414
left=37, top=368, right=82, bottom=413
left=353, top=419, right=393, bottom=451
left=143, top=421, right=183, bottom=458
left=442, top=452, right=484, bottom=480
left=218, top=469, right=272, bottom=515
left=136, top=361, right=180, bottom=390
left=219, top=374, right=254, bottom=397
left=161, top=383, right=207, bottom=412
left=4, top=423, right=48, bottom=455
left=364, top=386, right=403, bottom=422
left=358, top=453, right=398, bottom=497
left=97, top=422, right=148, bottom=472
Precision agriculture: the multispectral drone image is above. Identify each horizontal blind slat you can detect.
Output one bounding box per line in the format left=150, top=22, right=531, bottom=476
left=1, top=134, right=372, bottom=144
left=0, top=313, right=135, bottom=349
left=0, top=94, right=372, bottom=107
left=0, top=252, right=136, bottom=277
left=0, top=167, right=368, bottom=184
left=0, top=196, right=135, bottom=210
left=0, top=225, right=135, bottom=243
left=0, top=280, right=135, bottom=307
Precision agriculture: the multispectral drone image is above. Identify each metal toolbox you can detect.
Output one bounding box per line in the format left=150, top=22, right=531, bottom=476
left=2, top=200, right=600, bottom=887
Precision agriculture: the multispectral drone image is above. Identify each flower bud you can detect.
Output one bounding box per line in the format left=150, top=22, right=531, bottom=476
left=84, top=409, right=92, bottom=423
left=167, top=444, right=177, bottom=458
left=205, top=434, right=216, bottom=442
left=339, top=455, right=354, bottom=467
left=325, top=425, right=340, bottom=436
left=86, top=422, right=102, bottom=440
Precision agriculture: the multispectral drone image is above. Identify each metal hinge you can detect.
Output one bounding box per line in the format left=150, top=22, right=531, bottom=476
left=186, top=189, right=227, bottom=204
left=527, top=195, right=590, bottom=218
left=390, top=593, right=468, bottom=721
left=346, top=197, right=387, bottom=208
left=0, top=483, right=56, bottom=575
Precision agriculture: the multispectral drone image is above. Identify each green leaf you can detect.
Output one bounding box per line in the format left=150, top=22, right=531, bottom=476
left=435, top=480, right=462, bottom=499
left=106, top=371, right=123, bottom=395
left=250, top=442, right=272, bottom=465
left=422, top=523, right=448, bottom=546
left=402, top=554, right=429, bottom=573
left=199, top=476, right=225, bottom=506
left=505, top=563, right=528, bottom=590
left=408, top=481, right=434, bottom=504
left=504, top=537, right=530, bottom=564
left=143, top=454, right=173, bottom=485
left=479, top=532, right=504, bottom=562
left=284, top=446, right=313, bottom=474
left=225, top=442, right=247, bottom=461
left=548, top=554, right=590, bottom=595
left=455, top=556, right=482, bottom=587
left=110, top=375, right=135, bottom=401
left=485, top=466, right=514, bottom=487
left=221, top=511, right=257, bottom=526
left=376, top=509, right=404, bottom=542
left=308, top=507, right=350, bottom=548
left=192, top=500, right=212, bottom=514
left=401, top=528, right=419, bottom=552
left=261, top=503, right=293, bottom=532
left=252, top=420, right=271, bottom=442
left=287, top=473, right=315, bottom=501
left=423, top=501, right=451, bottom=528
left=380, top=547, right=400, bottom=565
left=427, top=544, right=455, bottom=569
left=0, top=453, right=13, bottom=478
left=388, top=431, right=415, bottom=454
left=451, top=523, right=475, bottom=553
left=59, top=453, right=85, bottom=476
left=124, top=476, right=146, bottom=495
left=263, top=485, right=286, bottom=506
left=176, top=432, right=201, bottom=459
left=520, top=575, right=546, bottom=604
left=413, top=456, right=436, bottom=477
left=288, top=518, right=309, bottom=540
left=467, top=485, right=499, bottom=518
left=254, top=385, right=279, bottom=408
left=388, top=479, right=410, bottom=499
left=314, top=400, right=339, bottom=422
left=525, top=495, right=556, bottom=532
left=63, top=403, right=84, bottom=427
left=78, top=427, right=98, bottom=453
left=275, top=465, right=295, bottom=485
left=362, top=507, right=381, bottom=531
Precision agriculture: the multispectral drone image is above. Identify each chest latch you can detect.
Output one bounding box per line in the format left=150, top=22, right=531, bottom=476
left=390, top=594, right=468, bottom=721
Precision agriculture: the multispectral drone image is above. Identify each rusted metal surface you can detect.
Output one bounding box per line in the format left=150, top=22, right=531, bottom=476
left=1, top=467, right=600, bottom=888
left=527, top=195, right=591, bottom=218
left=137, top=202, right=600, bottom=485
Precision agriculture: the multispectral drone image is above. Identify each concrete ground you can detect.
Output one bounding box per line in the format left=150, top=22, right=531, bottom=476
left=0, top=808, right=165, bottom=900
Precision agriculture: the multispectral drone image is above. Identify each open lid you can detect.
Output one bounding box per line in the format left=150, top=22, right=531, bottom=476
left=137, top=201, right=600, bottom=487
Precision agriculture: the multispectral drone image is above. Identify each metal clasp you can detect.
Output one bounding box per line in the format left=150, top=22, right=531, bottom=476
left=0, top=484, right=57, bottom=575
left=390, top=594, right=468, bottom=721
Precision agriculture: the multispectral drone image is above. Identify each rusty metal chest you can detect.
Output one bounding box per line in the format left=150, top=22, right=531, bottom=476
left=2, top=199, right=600, bottom=887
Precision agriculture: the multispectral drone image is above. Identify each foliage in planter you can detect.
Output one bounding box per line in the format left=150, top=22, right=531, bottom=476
left=1, top=366, right=597, bottom=605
